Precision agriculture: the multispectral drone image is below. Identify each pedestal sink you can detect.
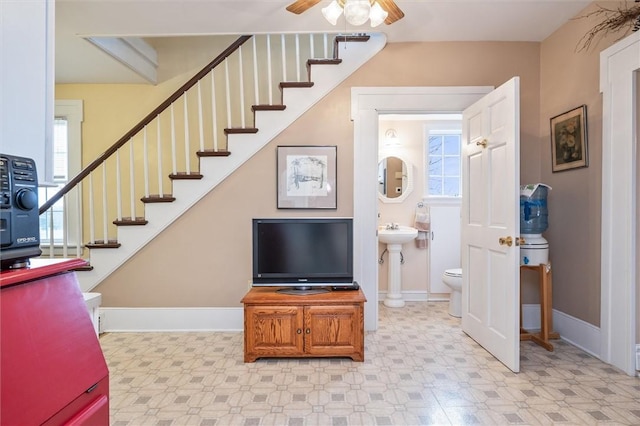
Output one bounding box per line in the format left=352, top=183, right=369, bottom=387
left=378, top=225, right=418, bottom=308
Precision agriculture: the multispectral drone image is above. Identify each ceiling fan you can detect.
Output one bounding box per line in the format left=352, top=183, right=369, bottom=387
left=286, top=0, right=405, bottom=27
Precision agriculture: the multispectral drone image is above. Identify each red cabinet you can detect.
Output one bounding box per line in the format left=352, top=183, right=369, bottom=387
left=1, top=259, right=109, bottom=425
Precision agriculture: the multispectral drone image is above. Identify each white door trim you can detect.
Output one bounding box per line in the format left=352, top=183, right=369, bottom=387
left=351, top=86, right=492, bottom=331
left=599, top=31, right=640, bottom=376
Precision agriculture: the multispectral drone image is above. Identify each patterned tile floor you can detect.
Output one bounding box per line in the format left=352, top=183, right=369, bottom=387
left=100, top=302, right=640, bottom=425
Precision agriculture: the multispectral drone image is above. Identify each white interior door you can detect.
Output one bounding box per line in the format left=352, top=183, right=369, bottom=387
left=461, top=77, right=521, bottom=372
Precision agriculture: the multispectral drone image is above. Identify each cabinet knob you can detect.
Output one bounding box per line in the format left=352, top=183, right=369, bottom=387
left=297, top=329, right=302, bottom=334
left=305, top=328, right=311, bottom=334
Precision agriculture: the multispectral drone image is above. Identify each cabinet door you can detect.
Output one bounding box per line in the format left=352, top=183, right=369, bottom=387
left=244, top=306, right=304, bottom=359
left=429, top=204, right=461, bottom=294
left=304, top=305, right=363, bottom=359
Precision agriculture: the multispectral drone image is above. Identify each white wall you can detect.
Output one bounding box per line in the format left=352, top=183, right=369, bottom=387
left=0, top=0, right=54, bottom=183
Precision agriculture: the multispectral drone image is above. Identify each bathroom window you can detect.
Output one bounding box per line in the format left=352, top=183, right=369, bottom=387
left=426, top=131, right=462, bottom=198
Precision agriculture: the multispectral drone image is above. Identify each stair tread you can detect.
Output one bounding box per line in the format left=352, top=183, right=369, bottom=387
left=307, top=58, right=342, bottom=65
left=224, top=127, right=259, bottom=134
left=141, top=194, right=176, bottom=203
left=86, top=240, right=121, bottom=249
left=169, top=172, right=203, bottom=180
left=113, top=217, right=148, bottom=226
left=280, top=82, right=314, bottom=89
left=252, top=104, right=286, bottom=111
left=197, top=150, right=231, bottom=157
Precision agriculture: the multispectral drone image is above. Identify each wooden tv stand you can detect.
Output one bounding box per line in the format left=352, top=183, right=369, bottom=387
left=241, top=287, right=366, bottom=362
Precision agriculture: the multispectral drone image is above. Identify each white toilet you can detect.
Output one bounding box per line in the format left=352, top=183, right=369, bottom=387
left=442, top=268, right=462, bottom=317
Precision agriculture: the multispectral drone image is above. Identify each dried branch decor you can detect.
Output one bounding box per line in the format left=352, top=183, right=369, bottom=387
left=576, top=1, right=640, bottom=51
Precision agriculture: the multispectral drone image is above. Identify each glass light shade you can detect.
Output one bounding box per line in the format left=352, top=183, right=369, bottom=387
left=343, top=0, right=371, bottom=26
left=369, top=2, right=388, bottom=27
left=385, top=128, right=400, bottom=146
left=322, top=0, right=343, bottom=25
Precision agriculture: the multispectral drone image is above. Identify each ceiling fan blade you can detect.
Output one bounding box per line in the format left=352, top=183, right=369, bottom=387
left=286, top=0, right=323, bottom=14
left=377, top=0, right=405, bottom=24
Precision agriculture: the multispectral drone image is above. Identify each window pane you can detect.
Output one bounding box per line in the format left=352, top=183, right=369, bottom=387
left=429, top=178, right=442, bottom=195
left=426, top=130, right=461, bottom=198
left=444, top=177, right=460, bottom=197
left=444, top=157, right=460, bottom=176
left=428, top=136, right=442, bottom=156
left=53, top=119, right=68, bottom=181
left=429, top=157, right=442, bottom=176
left=444, top=135, right=460, bottom=155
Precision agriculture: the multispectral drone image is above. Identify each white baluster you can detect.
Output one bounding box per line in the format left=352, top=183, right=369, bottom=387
left=224, top=59, right=231, bottom=128
left=115, top=149, right=122, bottom=221
left=281, top=34, right=287, bottom=82
left=48, top=206, right=54, bottom=257
left=211, top=72, right=219, bottom=152
left=129, top=140, right=136, bottom=220
left=252, top=36, right=259, bottom=106
left=309, top=33, right=315, bottom=59
left=62, top=195, right=68, bottom=258
left=76, top=182, right=82, bottom=258
left=157, top=116, right=164, bottom=196
left=197, top=81, right=205, bottom=152
left=101, top=164, right=108, bottom=244
left=183, top=93, right=191, bottom=172
left=238, top=45, right=246, bottom=128
left=267, top=35, right=273, bottom=105
left=323, top=33, right=329, bottom=58
left=143, top=126, right=149, bottom=198
left=295, top=34, right=300, bottom=82
left=170, top=104, right=177, bottom=175
left=89, top=173, right=95, bottom=244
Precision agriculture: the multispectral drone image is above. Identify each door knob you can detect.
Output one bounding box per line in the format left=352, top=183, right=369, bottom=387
left=515, top=236, right=525, bottom=246
left=499, top=236, right=513, bottom=247
left=476, top=139, right=488, bottom=148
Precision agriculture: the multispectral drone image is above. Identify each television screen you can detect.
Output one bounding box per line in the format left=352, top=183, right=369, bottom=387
left=252, top=218, right=353, bottom=289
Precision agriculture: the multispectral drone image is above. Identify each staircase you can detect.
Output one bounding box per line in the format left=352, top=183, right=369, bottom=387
left=39, top=32, right=386, bottom=292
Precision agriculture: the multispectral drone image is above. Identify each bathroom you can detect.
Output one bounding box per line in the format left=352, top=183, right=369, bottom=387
left=377, top=114, right=462, bottom=306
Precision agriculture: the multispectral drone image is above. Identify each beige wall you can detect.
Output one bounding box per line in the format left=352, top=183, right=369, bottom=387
left=539, top=2, right=629, bottom=326
left=58, top=10, right=636, bottom=330
left=76, top=40, right=542, bottom=308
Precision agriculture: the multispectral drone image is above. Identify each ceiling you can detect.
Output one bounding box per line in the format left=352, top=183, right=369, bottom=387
left=55, top=0, right=593, bottom=84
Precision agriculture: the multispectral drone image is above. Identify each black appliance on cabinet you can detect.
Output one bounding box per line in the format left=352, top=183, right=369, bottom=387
left=0, top=154, right=42, bottom=269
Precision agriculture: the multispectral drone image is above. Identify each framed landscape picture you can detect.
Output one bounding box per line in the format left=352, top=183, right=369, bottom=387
left=277, top=145, right=337, bottom=209
left=550, top=105, right=588, bottom=172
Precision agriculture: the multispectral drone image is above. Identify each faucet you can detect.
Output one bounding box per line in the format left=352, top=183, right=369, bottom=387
left=385, top=223, right=399, bottom=230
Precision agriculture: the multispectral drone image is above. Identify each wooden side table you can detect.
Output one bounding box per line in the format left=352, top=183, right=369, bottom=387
left=520, top=263, right=560, bottom=351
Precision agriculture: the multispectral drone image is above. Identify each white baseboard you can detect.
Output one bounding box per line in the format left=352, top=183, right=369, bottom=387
left=100, top=307, right=244, bottom=332
left=377, top=291, right=431, bottom=302
left=552, top=308, right=601, bottom=357
left=99, top=304, right=601, bottom=359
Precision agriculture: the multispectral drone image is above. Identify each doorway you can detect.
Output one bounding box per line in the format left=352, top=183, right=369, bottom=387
left=351, top=86, right=492, bottom=331
left=599, top=31, right=640, bottom=376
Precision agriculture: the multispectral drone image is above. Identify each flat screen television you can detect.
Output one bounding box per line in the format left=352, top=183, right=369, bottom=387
left=252, top=218, right=354, bottom=294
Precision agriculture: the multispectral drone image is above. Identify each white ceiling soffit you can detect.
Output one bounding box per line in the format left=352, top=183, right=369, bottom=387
left=85, top=37, right=158, bottom=84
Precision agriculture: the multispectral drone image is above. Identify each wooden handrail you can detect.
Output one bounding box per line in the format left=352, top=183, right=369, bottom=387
left=40, top=35, right=253, bottom=214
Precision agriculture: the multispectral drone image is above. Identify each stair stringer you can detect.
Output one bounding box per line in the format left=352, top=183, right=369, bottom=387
left=78, top=33, right=387, bottom=292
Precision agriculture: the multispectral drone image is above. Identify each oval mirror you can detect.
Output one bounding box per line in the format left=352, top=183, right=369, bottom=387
left=377, top=155, right=413, bottom=203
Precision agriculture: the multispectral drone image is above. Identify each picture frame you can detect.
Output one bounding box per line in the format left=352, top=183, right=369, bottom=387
left=277, top=145, right=337, bottom=209
left=550, top=105, right=588, bottom=172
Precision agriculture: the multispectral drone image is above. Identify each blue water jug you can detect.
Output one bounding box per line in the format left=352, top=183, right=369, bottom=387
left=520, top=184, right=549, bottom=234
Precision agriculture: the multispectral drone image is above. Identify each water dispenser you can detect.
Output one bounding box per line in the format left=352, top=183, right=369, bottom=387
left=520, top=183, right=551, bottom=265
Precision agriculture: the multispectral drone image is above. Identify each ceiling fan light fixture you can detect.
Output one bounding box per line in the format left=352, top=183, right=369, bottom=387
left=369, top=1, right=388, bottom=27
left=343, top=0, right=371, bottom=26
left=322, top=0, right=343, bottom=25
